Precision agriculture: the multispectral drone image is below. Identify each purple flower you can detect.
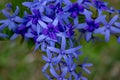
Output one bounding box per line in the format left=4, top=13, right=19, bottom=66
left=79, top=63, right=93, bottom=74
left=66, top=57, right=78, bottom=80
left=94, top=15, right=120, bottom=42
left=42, top=49, right=57, bottom=72
left=42, top=23, right=59, bottom=40
left=68, top=2, right=84, bottom=18
left=47, top=36, right=82, bottom=63
left=22, top=0, right=48, bottom=13
left=93, top=0, right=108, bottom=10
left=27, top=9, right=52, bottom=26
left=50, top=64, right=67, bottom=80
left=0, top=6, right=23, bottom=31
left=38, top=17, right=59, bottom=40
left=77, top=10, right=104, bottom=41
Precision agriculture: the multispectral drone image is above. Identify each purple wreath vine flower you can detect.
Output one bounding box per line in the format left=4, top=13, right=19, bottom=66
left=77, top=9, right=104, bottom=41
left=47, top=36, right=82, bottom=63
left=1, top=0, right=120, bottom=80
left=0, top=6, right=23, bottom=31
left=94, top=15, right=120, bottom=42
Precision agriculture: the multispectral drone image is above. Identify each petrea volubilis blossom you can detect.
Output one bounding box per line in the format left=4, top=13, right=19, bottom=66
left=77, top=9, right=104, bottom=41
left=22, top=0, right=48, bottom=13
left=94, top=15, right=120, bottom=42
left=93, top=0, right=108, bottom=10
left=47, top=36, right=82, bottom=63
left=38, top=17, right=59, bottom=40
left=1, top=0, right=120, bottom=80
left=0, top=6, right=23, bottom=31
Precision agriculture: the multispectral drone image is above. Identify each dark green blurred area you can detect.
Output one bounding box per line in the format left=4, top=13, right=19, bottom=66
left=0, top=0, right=120, bottom=80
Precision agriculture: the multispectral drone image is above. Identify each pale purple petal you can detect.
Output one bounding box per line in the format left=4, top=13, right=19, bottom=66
left=83, top=9, right=92, bottom=20
left=109, top=15, right=118, bottom=25
left=42, top=63, right=49, bottom=72
left=111, top=26, right=120, bottom=33
left=10, top=33, right=18, bottom=40
left=105, top=29, right=110, bottom=42
left=2, top=9, right=10, bottom=18
left=82, top=67, right=91, bottom=74
left=47, top=46, right=60, bottom=53
left=53, top=17, right=58, bottom=26
left=0, top=33, right=8, bottom=38
left=12, top=6, right=19, bottom=17
left=38, top=20, right=47, bottom=28
left=37, top=24, right=41, bottom=35
left=22, top=2, right=33, bottom=8
left=65, top=46, right=82, bottom=53
left=85, top=32, right=92, bottom=41
left=94, top=27, right=105, bottom=34
left=42, top=16, right=53, bottom=22
left=61, top=36, right=66, bottom=50
left=77, top=23, right=87, bottom=29
left=37, top=34, right=46, bottom=42
left=114, top=22, right=120, bottom=27
left=14, top=16, right=24, bottom=23
left=77, top=0, right=84, bottom=4
left=50, top=65, right=59, bottom=78
left=25, top=33, right=34, bottom=38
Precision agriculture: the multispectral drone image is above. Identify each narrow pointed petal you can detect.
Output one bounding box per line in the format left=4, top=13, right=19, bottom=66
left=77, top=23, right=87, bottom=29
left=65, top=46, right=82, bottom=53
left=109, top=15, right=118, bottom=25
left=74, top=17, right=78, bottom=26
left=47, top=47, right=60, bottom=53
left=14, top=16, right=24, bottom=23
left=56, top=55, right=62, bottom=63
left=95, top=15, right=106, bottom=23
left=72, top=72, right=78, bottom=79
left=111, top=26, right=120, bottom=33
left=61, top=36, right=66, bottom=50
left=0, top=33, right=8, bottom=38
left=94, top=27, right=105, bottom=34
left=25, top=33, right=34, bottom=38
left=37, top=34, right=46, bottom=42
left=63, top=0, right=72, bottom=5
left=83, top=63, right=93, bottom=67
left=0, top=24, right=7, bottom=31
left=10, top=33, right=18, bottom=40
left=12, top=6, right=19, bottom=17
left=42, top=63, right=49, bottom=72
left=114, top=22, right=120, bottom=27
left=42, top=16, right=53, bottom=22
left=77, top=0, right=84, bottom=4
left=117, top=36, right=120, bottom=43
left=61, top=68, right=67, bottom=77
left=85, top=32, right=92, bottom=41
left=37, top=24, right=41, bottom=35
left=83, top=9, right=92, bottom=20
left=82, top=67, right=91, bottom=74
left=105, top=29, right=110, bottom=42
left=42, top=55, right=49, bottom=61
left=9, top=22, right=16, bottom=31
left=2, top=10, right=10, bottom=18
left=22, top=2, right=33, bottom=8
left=50, top=65, right=59, bottom=78
left=38, top=20, right=47, bottom=28
left=53, top=17, right=58, bottom=26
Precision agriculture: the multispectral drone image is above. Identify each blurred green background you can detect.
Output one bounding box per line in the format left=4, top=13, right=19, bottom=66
left=0, top=0, right=120, bottom=80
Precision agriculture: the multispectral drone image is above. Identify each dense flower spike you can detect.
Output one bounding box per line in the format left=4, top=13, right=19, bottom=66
left=0, top=0, right=120, bottom=80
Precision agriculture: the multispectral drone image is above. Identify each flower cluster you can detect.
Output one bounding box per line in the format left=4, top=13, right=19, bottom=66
left=0, top=0, right=120, bottom=80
